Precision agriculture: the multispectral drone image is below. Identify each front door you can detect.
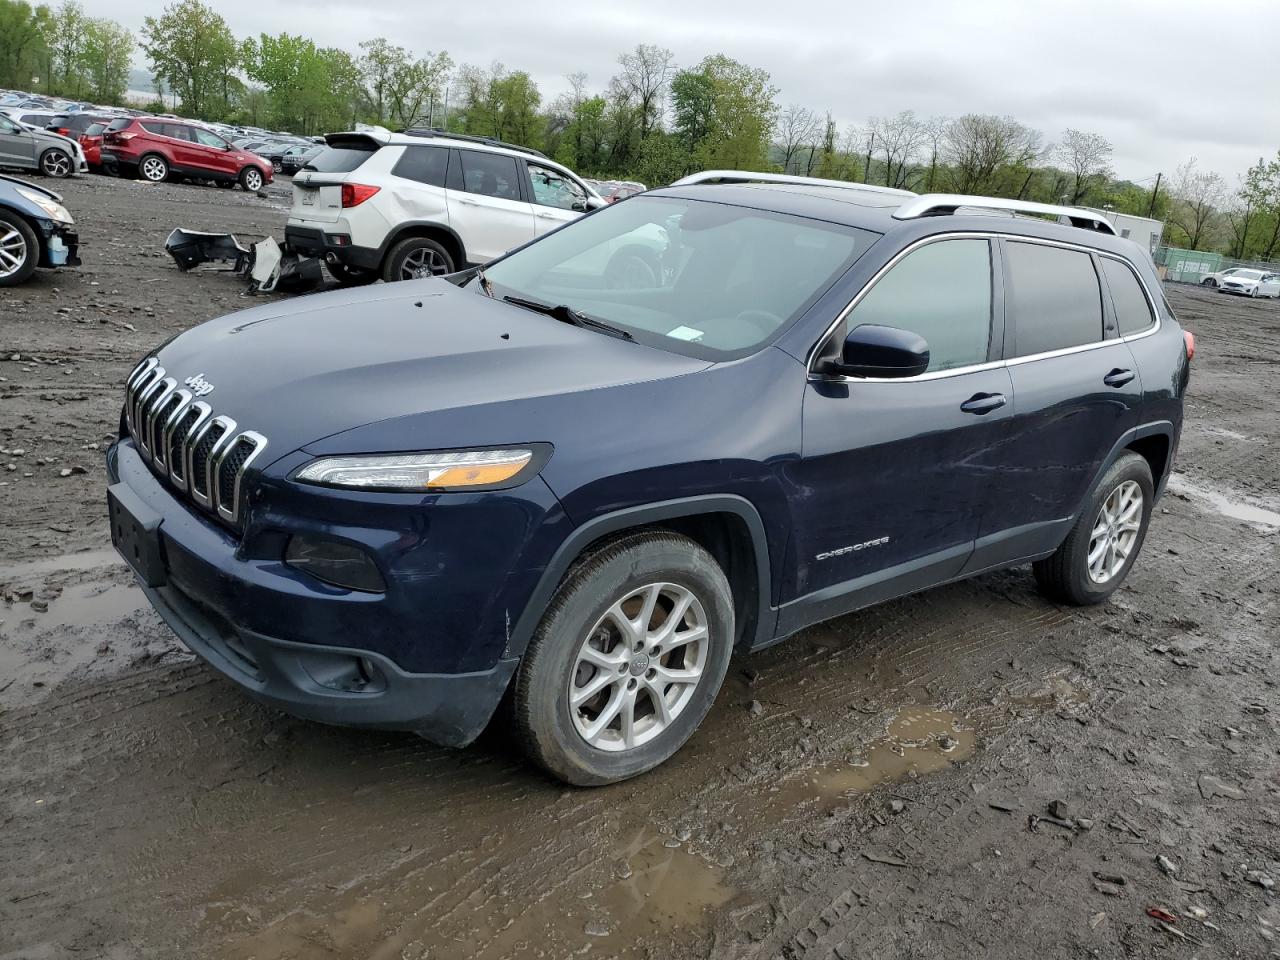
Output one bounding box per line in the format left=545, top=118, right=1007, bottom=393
left=784, top=237, right=1013, bottom=632
left=525, top=161, right=587, bottom=237
left=445, top=148, right=535, bottom=263
left=0, top=115, right=36, bottom=168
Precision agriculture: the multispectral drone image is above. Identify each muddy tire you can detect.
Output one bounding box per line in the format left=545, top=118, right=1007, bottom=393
left=0, top=210, right=39, bottom=286
left=513, top=531, right=735, bottom=786
left=239, top=167, right=264, bottom=192
left=382, top=237, right=454, bottom=282
left=1034, top=452, right=1154, bottom=605
left=39, top=148, right=73, bottom=178
left=327, top=263, right=378, bottom=287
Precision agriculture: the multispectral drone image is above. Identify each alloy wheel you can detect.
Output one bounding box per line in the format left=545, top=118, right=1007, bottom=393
left=0, top=224, right=29, bottom=279
left=567, top=582, right=709, bottom=752
left=141, top=157, right=167, bottom=181
left=41, top=151, right=70, bottom=177
left=244, top=170, right=262, bottom=191
left=1087, top=480, right=1143, bottom=584
left=400, top=247, right=449, bottom=280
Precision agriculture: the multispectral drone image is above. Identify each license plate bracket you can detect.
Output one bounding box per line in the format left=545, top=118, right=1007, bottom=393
left=107, top=482, right=167, bottom=587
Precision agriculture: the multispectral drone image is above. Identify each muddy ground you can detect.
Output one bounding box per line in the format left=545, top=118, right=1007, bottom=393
left=1, top=174, right=1278, bottom=960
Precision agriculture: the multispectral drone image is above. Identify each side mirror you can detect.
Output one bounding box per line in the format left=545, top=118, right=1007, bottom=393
left=585, top=195, right=606, bottom=210
left=828, top=324, right=930, bottom=379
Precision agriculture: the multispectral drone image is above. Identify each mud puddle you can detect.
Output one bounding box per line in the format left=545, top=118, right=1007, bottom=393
left=0, top=547, right=123, bottom=581
left=764, top=708, right=977, bottom=815
left=1168, top=476, right=1280, bottom=527
left=221, top=825, right=737, bottom=960
left=1, top=580, right=146, bottom=636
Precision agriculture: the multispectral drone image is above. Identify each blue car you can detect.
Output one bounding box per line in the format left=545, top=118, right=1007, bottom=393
left=106, top=173, right=1191, bottom=784
left=0, top=173, right=80, bottom=286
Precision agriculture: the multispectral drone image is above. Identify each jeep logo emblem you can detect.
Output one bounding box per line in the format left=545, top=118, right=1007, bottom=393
left=184, top=373, right=215, bottom=397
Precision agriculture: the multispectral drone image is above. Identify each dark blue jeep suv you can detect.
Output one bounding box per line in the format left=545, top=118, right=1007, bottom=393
left=106, top=174, right=1191, bottom=784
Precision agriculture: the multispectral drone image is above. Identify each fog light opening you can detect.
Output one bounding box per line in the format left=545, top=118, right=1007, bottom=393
left=285, top=534, right=386, bottom=593
left=356, top=656, right=382, bottom=688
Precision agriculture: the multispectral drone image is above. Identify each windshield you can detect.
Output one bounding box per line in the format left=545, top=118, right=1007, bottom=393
left=1234, top=270, right=1265, bottom=280
left=480, top=195, right=878, bottom=360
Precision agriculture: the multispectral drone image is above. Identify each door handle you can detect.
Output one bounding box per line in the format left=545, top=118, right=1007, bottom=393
left=1103, top=368, right=1135, bottom=388
left=536, top=211, right=557, bottom=219
left=960, top=392, right=1007, bottom=415
left=456, top=197, right=478, bottom=206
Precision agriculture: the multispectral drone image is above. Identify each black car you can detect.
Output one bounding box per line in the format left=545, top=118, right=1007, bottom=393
left=279, top=146, right=321, bottom=175
left=106, top=173, right=1190, bottom=784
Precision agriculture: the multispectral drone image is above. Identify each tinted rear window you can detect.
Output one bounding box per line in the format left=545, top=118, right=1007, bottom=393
left=392, top=145, right=448, bottom=187
left=106, top=118, right=131, bottom=132
left=85, top=123, right=105, bottom=136
left=1006, top=242, right=1104, bottom=357
left=306, top=142, right=378, bottom=173
left=1101, top=258, right=1155, bottom=336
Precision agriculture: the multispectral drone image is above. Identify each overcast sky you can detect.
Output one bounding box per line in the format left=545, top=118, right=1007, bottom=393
left=106, top=0, right=1279, bottom=185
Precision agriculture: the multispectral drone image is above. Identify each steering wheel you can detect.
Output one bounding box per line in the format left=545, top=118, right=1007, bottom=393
left=735, top=309, right=784, bottom=337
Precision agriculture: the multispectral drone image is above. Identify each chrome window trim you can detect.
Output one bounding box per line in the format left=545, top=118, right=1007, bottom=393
left=214, top=432, right=267, bottom=523
left=168, top=400, right=210, bottom=489
left=807, top=230, right=1163, bottom=385
left=1094, top=250, right=1161, bottom=343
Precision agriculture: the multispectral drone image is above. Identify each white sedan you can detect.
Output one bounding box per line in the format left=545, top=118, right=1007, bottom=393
left=1217, top=268, right=1280, bottom=298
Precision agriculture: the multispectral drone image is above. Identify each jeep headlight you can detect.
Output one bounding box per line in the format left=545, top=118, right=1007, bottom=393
left=294, top=447, right=541, bottom=492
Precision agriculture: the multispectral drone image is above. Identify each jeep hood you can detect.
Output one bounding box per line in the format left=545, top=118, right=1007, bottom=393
left=149, top=279, right=709, bottom=461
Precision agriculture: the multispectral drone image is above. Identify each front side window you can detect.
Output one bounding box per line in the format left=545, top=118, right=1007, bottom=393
left=845, top=239, right=992, bottom=372
left=391, top=146, right=448, bottom=187
left=193, top=128, right=227, bottom=148
left=0, top=114, right=19, bottom=133
left=1005, top=242, right=1103, bottom=357
left=1101, top=258, right=1154, bottom=335
left=480, top=195, right=878, bottom=360
left=528, top=163, right=587, bottom=210
left=459, top=150, right=521, bottom=201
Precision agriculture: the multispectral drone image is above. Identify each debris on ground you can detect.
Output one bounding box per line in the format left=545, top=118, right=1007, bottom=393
left=1197, top=773, right=1245, bottom=800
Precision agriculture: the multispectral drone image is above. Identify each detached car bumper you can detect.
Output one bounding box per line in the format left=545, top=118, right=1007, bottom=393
left=105, top=439, right=526, bottom=746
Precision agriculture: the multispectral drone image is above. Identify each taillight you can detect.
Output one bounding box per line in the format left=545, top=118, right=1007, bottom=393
left=114, top=131, right=136, bottom=141
left=55, top=127, right=70, bottom=136
left=341, top=183, right=380, bottom=208
left=1183, top=331, right=1195, bottom=361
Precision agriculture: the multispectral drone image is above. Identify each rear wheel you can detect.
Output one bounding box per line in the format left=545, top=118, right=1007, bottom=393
left=139, top=153, right=168, bottom=182
left=513, top=532, right=735, bottom=785
left=1201, top=277, right=1217, bottom=287
left=239, top=167, right=264, bottom=192
left=1033, top=452, right=1153, bottom=605
left=40, top=148, right=73, bottom=178
left=0, top=211, right=39, bottom=286
left=382, top=236, right=454, bottom=282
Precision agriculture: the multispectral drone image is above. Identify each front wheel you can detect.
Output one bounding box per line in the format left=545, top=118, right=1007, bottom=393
left=0, top=211, right=39, bottom=286
left=1201, top=277, right=1216, bottom=287
left=513, top=532, right=735, bottom=785
left=1033, top=452, right=1154, bottom=605
left=239, top=167, right=264, bottom=192
left=40, top=148, right=73, bottom=178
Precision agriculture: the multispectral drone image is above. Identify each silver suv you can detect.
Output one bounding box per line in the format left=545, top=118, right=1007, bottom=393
left=285, top=128, right=603, bottom=285
left=0, top=112, right=88, bottom=178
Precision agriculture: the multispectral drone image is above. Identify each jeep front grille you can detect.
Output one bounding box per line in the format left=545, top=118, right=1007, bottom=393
left=123, top=358, right=268, bottom=528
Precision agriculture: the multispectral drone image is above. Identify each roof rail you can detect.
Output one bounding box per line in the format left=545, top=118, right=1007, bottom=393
left=672, top=170, right=916, bottom=198
left=893, top=194, right=1117, bottom=234
left=401, top=127, right=547, bottom=159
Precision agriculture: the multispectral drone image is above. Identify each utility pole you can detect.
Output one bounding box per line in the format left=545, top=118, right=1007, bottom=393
left=863, top=132, right=874, bottom=183
left=1148, top=172, right=1162, bottom=218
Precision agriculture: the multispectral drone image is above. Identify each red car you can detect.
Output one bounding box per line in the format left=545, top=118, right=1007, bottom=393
left=79, top=122, right=106, bottom=168
left=101, top=117, right=273, bottom=191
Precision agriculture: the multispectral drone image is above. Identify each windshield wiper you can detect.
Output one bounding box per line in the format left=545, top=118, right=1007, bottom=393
left=502, top=296, right=634, bottom=341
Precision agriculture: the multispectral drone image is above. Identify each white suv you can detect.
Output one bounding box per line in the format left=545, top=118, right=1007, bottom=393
left=285, top=129, right=604, bottom=285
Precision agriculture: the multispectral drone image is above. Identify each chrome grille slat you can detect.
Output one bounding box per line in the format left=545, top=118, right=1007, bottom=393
left=122, top=362, right=266, bottom=529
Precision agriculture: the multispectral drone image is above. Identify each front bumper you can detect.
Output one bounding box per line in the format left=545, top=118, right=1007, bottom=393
left=285, top=224, right=382, bottom=272
left=106, top=439, right=527, bottom=746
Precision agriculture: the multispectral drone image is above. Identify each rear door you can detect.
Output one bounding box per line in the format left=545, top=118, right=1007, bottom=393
left=525, top=161, right=589, bottom=236
left=445, top=148, right=535, bottom=263
left=971, top=238, right=1144, bottom=567
left=383, top=145, right=450, bottom=226
left=290, top=138, right=381, bottom=225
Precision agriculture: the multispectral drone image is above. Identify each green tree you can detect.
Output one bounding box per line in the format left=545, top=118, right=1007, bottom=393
left=42, top=0, right=87, bottom=97
left=81, top=18, right=133, bottom=103
left=140, top=0, right=239, bottom=118
left=453, top=63, right=541, bottom=147
left=671, top=55, right=777, bottom=171
left=0, top=0, right=49, bottom=90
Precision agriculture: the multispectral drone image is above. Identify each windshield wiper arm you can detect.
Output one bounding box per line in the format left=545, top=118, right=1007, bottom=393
left=502, top=296, right=634, bottom=341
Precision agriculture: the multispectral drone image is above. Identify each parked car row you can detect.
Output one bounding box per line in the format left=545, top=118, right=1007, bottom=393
left=1200, top=266, right=1280, bottom=297
left=583, top=178, right=646, bottom=202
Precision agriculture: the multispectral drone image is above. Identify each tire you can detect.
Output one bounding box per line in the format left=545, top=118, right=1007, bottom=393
left=1033, top=452, right=1154, bottom=605
left=513, top=531, right=735, bottom=785
left=327, top=263, right=378, bottom=287
left=239, top=167, right=264, bottom=192
left=139, top=153, right=168, bottom=182
left=1201, top=277, right=1216, bottom=287
left=272, top=159, right=282, bottom=173
left=382, top=236, right=454, bottom=282
left=604, top=244, right=661, bottom=289
left=39, top=148, right=73, bottom=178
left=0, top=210, right=39, bottom=287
